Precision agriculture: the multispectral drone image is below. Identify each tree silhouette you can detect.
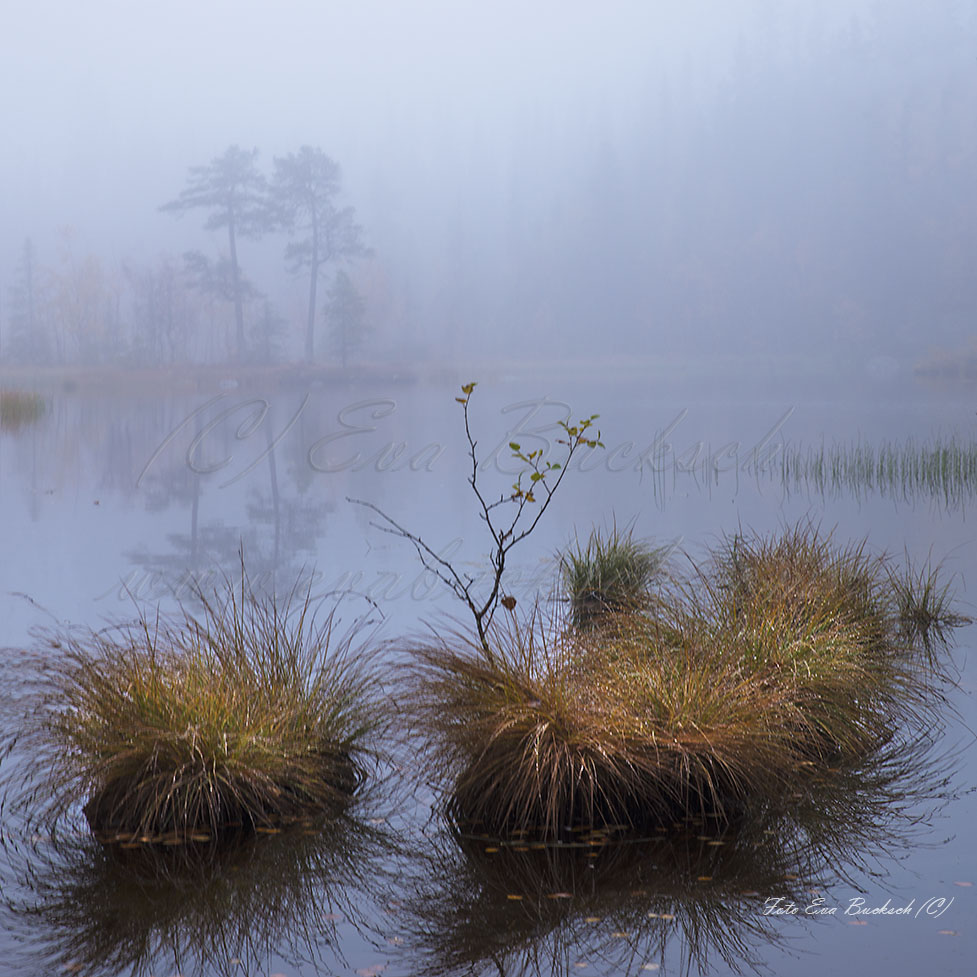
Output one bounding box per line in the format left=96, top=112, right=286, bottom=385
left=5, top=238, right=48, bottom=363
left=269, top=146, right=368, bottom=362
left=160, top=146, right=266, bottom=361
left=324, top=269, right=368, bottom=369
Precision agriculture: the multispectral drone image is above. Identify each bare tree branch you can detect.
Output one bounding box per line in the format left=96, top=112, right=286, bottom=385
left=349, top=383, right=602, bottom=653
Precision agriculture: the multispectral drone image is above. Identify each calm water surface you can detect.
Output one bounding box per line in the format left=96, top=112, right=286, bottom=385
left=1, top=370, right=974, bottom=976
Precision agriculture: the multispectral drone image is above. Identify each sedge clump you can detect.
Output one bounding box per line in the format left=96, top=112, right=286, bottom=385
left=411, top=525, right=961, bottom=839
left=37, top=572, right=381, bottom=844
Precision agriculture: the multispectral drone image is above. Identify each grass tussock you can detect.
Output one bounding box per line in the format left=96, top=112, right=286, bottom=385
left=40, top=573, right=381, bottom=843
left=559, top=524, right=665, bottom=628
left=889, top=558, right=970, bottom=653
left=0, top=388, right=45, bottom=431
left=412, top=525, right=962, bottom=839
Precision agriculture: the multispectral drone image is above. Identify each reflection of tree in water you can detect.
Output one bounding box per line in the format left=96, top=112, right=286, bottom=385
left=130, top=397, right=333, bottom=602
left=395, top=731, right=957, bottom=977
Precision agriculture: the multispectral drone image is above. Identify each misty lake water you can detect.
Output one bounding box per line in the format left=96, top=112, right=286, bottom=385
left=1, top=368, right=975, bottom=977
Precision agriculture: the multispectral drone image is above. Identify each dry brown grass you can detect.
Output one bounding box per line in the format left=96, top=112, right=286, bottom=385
left=34, top=572, right=382, bottom=843
left=409, top=525, right=960, bottom=838
left=0, top=388, right=45, bottom=431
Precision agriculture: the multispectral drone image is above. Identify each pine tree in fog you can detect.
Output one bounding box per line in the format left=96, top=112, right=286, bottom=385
left=324, top=269, right=368, bottom=369
left=160, top=146, right=266, bottom=361
left=268, top=146, right=368, bottom=362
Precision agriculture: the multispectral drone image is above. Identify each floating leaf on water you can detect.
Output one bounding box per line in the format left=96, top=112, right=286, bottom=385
left=647, top=912, right=659, bottom=918
left=642, top=966, right=660, bottom=972
left=938, top=930, right=956, bottom=936
left=256, top=826, right=281, bottom=834
left=506, top=894, right=524, bottom=901
left=584, top=916, right=601, bottom=923
left=547, top=892, right=573, bottom=899
left=953, top=881, right=972, bottom=887
left=741, top=891, right=760, bottom=897
left=850, top=920, right=868, bottom=926
left=573, top=963, right=588, bottom=970
left=612, top=931, right=628, bottom=938
left=190, top=833, right=211, bottom=842
left=322, top=912, right=343, bottom=921
left=697, top=876, right=712, bottom=882
left=485, top=847, right=499, bottom=853
left=514, top=845, right=529, bottom=852
left=660, top=913, right=675, bottom=920
left=707, top=840, right=725, bottom=846
left=784, top=873, right=799, bottom=880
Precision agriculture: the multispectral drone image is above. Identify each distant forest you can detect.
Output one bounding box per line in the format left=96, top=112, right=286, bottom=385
left=2, top=3, right=975, bottom=369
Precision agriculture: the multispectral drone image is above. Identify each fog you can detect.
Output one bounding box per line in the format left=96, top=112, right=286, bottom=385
left=1, top=0, right=975, bottom=370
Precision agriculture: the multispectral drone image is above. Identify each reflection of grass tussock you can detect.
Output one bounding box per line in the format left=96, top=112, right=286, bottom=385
left=36, top=571, right=382, bottom=841
left=412, top=525, right=961, bottom=839
left=0, top=388, right=45, bottom=431
left=559, top=524, right=665, bottom=628
left=399, top=732, right=955, bottom=977
left=0, top=805, right=395, bottom=977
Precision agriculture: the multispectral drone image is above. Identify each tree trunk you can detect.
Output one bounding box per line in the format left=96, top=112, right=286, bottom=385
left=304, top=224, right=320, bottom=363
left=227, top=216, right=245, bottom=361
